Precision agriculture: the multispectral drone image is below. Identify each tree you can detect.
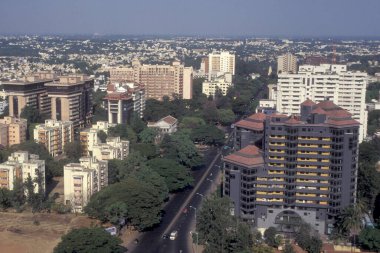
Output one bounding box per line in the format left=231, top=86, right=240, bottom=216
left=118, top=151, right=147, bottom=180
left=190, top=125, right=225, bottom=146
left=108, top=124, right=137, bottom=143
left=283, top=242, right=295, bottom=253
left=64, top=141, right=82, bottom=161
left=264, top=227, right=280, bottom=247
left=11, top=177, right=25, bottom=209
left=107, top=159, right=124, bottom=184
left=252, top=244, right=274, bottom=253
left=105, top=202, right=128, bottom=227
left=217, top=109, right=236, bottom=125
left=179, top=116, right=206, bottom=130
left=54, top=227, right=125, bottom=253
left=161, top=131, right=203, bottom=168
left=130, top=113, right=146, bottom=134
left=197, top=196, right=252, bottom=253
left=20, top=105, right=46, bottom=123
left=98, top=130, right=107, bottom=143
left=295, top=223, right=323, bottom=253
left=132, top=143, right=158, bottom=159
left=85, top=176, right=165, bottom=231
left=138, top=127, right=157, bottom=144
left=147, top=158, right=193, bottom=192
left=358, top=227, right=380, bottom=251
left=337, top=203, right=365, bottom=243
left=0, top=188, right=12, bottom=210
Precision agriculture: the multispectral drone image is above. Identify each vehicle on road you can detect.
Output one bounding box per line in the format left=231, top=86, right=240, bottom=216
left=162, top=234, right=168, bottom=239
left=170, top=230, right=178, bottom=240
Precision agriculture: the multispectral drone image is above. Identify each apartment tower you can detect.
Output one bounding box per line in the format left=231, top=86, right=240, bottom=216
left=277, top=53, right=298, bottom=74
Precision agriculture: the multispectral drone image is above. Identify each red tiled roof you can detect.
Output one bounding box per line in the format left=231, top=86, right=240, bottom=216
left=235, top=119, right=263, bottom=131
left=268, top=113, right=288, bottom=118
left=316, top=100, right=339, bottom=110
left=223, top=145, right=264, bottom=167
left=325, top=119, right=360, bottom=126
left=107, top=84, right=115, bottom=92
left=284, top=117, right=301, bottom=125
left=161, top=115, right=177, bottom=125
left=301, top=99, right=316, bottom=106
left=311, top=107, right=326, bottom=114
left=247, top=112, right=267, bottom=121
left=326, top=109, right=352, bottom=118
left=104, top=92, right=132, bottom=100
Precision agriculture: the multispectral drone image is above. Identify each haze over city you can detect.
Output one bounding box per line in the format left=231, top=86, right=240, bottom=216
left=1, top=0, right=380, bottom=37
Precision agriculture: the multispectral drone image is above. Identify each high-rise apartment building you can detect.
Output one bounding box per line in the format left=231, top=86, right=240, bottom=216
left=0, top=151, right=45, bottom=194
left=45, top=75, right=93, bottom=130
left=207, top=51, right=235, bottom=79
left=34, top=120, right=74, bottom=157
left=202, top=73, right=233, bottom=96
left=2, top=72, right=57, bottom=117
left=92, top=136, right=129, bottom=161
left=64, top=156, right=108, bottom=213
left=277, top=53, right=298, bottom=74
left=265, top=64, right=367, bottom=142
left=223, top=100, right=359, bottom=234
left=104, top=82, right=146, bottom=124
left=234, top=112, right=266, bottom=150
left=0, top=116, right=27, bottom=146
left=109, top=60, right=193, bottom=100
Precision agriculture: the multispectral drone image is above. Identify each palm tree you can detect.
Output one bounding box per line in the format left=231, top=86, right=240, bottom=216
left=338, top=201, right=366, bottom=247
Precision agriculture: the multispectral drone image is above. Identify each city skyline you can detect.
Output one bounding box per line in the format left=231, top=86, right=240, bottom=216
left=1, top=0, right=380, bottom=37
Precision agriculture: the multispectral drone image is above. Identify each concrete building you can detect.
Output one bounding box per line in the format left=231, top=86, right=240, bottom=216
left=80, top=121, right=115, bottom=157
left=64, top=156, right=108, bottom=213
left=234, top=113, right=266, bottom=150
left=92, top=136, right=129, bottom=161
left=104, top=82, right=145, bottom=124
left=277, top=53, right=298, bottom=74
left=207, top=51, right=235, bottom=79
left=45, top=75, right=94, bottom=130
left=270, top=64, right=367, bottom=142
left=224, top=100, right=359, bottom=234
left=202, top=73, right=233, bottom=96
left=0, top=151, right=45, bottom=194
left=109, top=60, right=193, bottom=100
left=0, top=116, right=27, bottom=147
left=147, top=115, right=178, bottom=135
left=34, top=120, right=74, bottom=157
left=2, top=72, right=57, bottom=117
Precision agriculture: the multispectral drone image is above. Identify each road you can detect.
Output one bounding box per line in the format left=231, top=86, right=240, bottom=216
left=130, top=147, right=222, bottom=253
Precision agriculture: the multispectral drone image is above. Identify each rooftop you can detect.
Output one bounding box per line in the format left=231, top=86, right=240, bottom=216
left=223, top=145, right=263, bottom=167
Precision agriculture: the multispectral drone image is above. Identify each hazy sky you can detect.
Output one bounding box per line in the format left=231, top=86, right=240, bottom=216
left=0, top=0, right=379, bottom=37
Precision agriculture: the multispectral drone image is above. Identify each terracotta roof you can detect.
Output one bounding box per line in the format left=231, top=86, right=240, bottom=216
left=326, top=109, right=352, bottom=118
left=161, top=115, right=177, bottom=125
left=104, top=92, right=132, bottom=100
left=316, top=100, right=339, bottom=110
left=247, top=112, right=267, bottom=121
left=107, top=84, right=115, bottom=92
left=223, top=145, right=264, bottom=167
left=234, top=113, right=266, bottom=131
left=311, top=107, right=326, bottom=114
left=284, top=117, right=301, bottom=125
left=325, top=118, right=360, bottom=126
left=301, top=99, right=316, bottom=106
left=268, top=113, right=288, bottom=118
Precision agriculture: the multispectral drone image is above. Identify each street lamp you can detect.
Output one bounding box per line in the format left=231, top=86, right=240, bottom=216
left=189, top=205, right=197, bottom=221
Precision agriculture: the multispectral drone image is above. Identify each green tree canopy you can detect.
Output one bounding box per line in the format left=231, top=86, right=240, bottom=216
left=358, top=227, right=380, bottom=251
left=98, top=130, right=107, bottom=143
left=179, top=116, right=206, bottom=130
left=64, top=141, right=82, bottom=161
left=108, top=124, right=137, bottom=143
left=20, top=105, right=46, bottom=124
left=54, top=227, right=125, bottom=253
left=217, top=109, right=236, bottom=125
left=147, top=158, right=193, bottom=192
left=190, top=124, right=225, bottom=146
left=138, top=127, right=157, bottom=144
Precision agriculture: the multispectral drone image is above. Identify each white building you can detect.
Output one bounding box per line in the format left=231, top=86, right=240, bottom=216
left=80, top=121, right=115, bottom=156
left=202, top=73, right=233, bottom=96
left=208, top=51, right=235, bottom=80
left=92, top=136, right=129, bottom=161
left=34, top=120, right=74, bottom=157
left=64, top=156, right=108, bottom=213
left=277, top=53, right=298, bottom=74
left=270, top=64, right=368, bottom=142
left=147, top=115, right=178, bottom=135
left=0, top=151, right=45, bottom=194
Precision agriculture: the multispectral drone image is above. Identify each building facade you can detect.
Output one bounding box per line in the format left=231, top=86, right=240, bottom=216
left=0, top=151, right=45, bottom=194
left=269, top=64, right=367, bottom=142
left=104, top=82, right=145, bottom=124
left=147, top=115, right=178, bottom=135
left=109, top=60, right=193, bottom=100
left=277, top=53, right=298, bottom=74
left=224, top=100, right=359, bottom=234
left=234, top=113, right=266, bottom=150
left=207, top=51, right=235, bottom=78
left=202, top=73, right=233, bottom=96
left=0, top=116, right=27, bottom=147
left=2, top=72, right=57, bottom=117
left=34, top=120, right=74, bottom=157
left=45, top=75, right=93, bottom=130
left=80, top=121, right=115, bottom=157
left=64, top=156, right=108, bottom=213
left=92, top=137, right=129, bottom=161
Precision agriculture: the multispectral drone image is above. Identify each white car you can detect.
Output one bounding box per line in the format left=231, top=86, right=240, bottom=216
left=170, top=230, right=178, bottom=240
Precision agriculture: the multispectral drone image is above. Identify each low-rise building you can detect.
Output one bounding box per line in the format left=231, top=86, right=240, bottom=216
left=64, top=156, right=108, bottom=213
left=147, top=115, right=178, bottom=135
left=80, top=121, right=115, bottom=156
left=0, top=116, right=27, bottom=147
left=34, top=120, right=74, bottom=157
left=202, top=73, right=233, bottom=96
left=92, top=137, right=129, bottom=161
left=0, top=151, right=45, bottom=194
